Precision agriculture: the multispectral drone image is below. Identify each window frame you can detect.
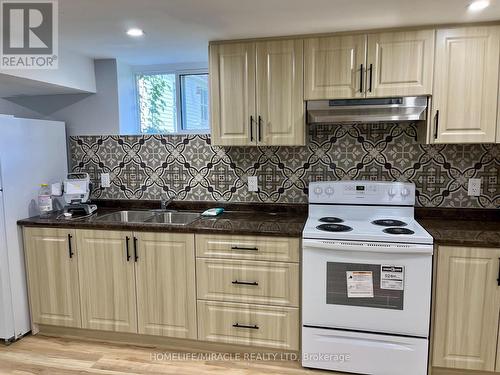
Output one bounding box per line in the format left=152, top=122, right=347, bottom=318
left=134, top=68, right=210, bottom=135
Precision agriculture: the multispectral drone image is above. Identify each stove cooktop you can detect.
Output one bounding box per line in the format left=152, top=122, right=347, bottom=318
left=303, top=206, right=433, bottom=244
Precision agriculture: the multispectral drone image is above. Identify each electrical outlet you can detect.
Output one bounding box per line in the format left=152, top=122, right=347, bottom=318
left=468, top=178, right=481, bottom=196
left=248, top=176, right=259, bottom=192
left=101, top=173, right=111, bottom=188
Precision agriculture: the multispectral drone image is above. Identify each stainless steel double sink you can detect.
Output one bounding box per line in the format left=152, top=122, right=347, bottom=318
left=94, top=210, right=201, bottom=226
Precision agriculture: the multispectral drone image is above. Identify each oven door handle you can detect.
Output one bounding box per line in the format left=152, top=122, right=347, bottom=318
left=302, top=239, right=433, bottom=255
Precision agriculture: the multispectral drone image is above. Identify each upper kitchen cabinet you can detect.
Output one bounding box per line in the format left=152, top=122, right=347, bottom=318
left=304, top=29, right=434, bottom=100
left=304, top=34, right=366, bottom=100
left=432, top=26, right=500, bottom=144
left=210, top=42, right=256, bottom=146
left=366, top=29, right=435, bottom=97
left=256, top=39, right=305, bottom=145
left=210, top=39, right=305, bottom=146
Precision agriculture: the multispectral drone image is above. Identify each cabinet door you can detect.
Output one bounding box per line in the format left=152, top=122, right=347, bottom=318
left=76, top=230, right=137, bottom=333
left=23, top=228, right=81, bottom=328
left=366, top=29, right=434, bottom=97
left=135, top=232, right=197, bottom=339
left=433, top=246, right=500, bottom=371
left=304, top=34, right=366, bottom=99
left=256, top=39, right=305, bottom=146
left=433, top=26, right=500, bottom=144
left=210, top=42, right=256, bottom=146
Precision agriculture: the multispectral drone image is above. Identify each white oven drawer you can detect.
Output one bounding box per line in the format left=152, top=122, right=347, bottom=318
left=302, top=239, right=433, bottom=337
left=302, top=326, right=428, bottom=375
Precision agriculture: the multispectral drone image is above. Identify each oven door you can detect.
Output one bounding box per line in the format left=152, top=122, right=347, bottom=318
left=302, top=239, right=433, bottom=337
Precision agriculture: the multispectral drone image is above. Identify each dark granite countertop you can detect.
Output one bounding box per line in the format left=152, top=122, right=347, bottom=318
left=17, top=200, right=500, bottom=246
left=416, top=208, right=500, bottom=248
left=17, top=200, right=308, bottom=238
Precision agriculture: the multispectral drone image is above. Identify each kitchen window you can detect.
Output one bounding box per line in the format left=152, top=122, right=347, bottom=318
left=136, top=71, right=209, bottom=134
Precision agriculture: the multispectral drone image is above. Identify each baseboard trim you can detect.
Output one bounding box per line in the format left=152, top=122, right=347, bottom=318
left=431, top=366, right=499, bottom=375
left=37, top=325, right=298, bottom=355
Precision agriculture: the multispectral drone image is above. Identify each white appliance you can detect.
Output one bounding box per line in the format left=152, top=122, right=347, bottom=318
left=302, top=181, right=433, bottom=375
left=63, top=173, right=97, bottom=216
left=0, top=115, right=68, bottom=342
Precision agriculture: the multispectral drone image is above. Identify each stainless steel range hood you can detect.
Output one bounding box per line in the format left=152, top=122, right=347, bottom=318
left=307, top=96, right=429, bottom=124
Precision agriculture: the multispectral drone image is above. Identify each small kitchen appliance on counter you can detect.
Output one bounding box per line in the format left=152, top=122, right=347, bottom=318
left=63, top=173, right=97, bottom=216
left=302, top=181, right=433, bottom=375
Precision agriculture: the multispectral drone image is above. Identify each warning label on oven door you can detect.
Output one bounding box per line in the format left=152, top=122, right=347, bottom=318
left=346, top=271, right=374, bottom=298
left=380, top=265, right=405, bottom=290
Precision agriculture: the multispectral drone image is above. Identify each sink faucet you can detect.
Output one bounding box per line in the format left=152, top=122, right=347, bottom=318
left=160, top=192, right=176, bottom=210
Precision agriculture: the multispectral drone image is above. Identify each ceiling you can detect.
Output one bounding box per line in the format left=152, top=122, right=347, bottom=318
left=59, top=0, right=500, bottom=66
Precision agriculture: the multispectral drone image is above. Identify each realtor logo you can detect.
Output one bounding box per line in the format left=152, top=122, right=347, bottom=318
left=1, top=0, right=58, bottom=69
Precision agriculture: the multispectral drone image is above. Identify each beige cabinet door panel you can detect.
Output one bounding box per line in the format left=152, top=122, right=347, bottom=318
left=23, top=228, right=81, bottom=328
left=195, top=234, right=300, bottom=263
left=367, top=29, right=435, bottom=97
left=256, top=39, right=305, bottom=145
left=135, top=232, right=197, bottom=339
left=433, top=246, right=500, bottom=371
left=433, top=26, right=500, bottom=144
left=197, top=300, right=299, bottom=350
left=304, top=34, right=366, bottom=99
left=210, top=42, right=256, bottom=146
left=196, top=258, right=299, bottom=307
left=77, top=230, right=137, bottom=333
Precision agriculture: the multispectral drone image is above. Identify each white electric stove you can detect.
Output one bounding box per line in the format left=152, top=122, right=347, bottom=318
left=302, top=181, right=433, bottom=375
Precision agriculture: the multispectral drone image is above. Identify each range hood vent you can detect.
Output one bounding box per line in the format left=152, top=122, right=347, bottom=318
left=307, top=96, right=429, bottom=124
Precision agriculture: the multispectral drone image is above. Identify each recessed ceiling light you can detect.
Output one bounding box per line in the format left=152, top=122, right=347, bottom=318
left=126, top=28, right=144, bottom=37
left=468, top=0, right=490, bottom=11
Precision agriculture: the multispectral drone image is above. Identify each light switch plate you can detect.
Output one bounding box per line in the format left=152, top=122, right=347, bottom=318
left=101, top=173, right=111, bottom=188
left=468, top=178, right=481, bottom=196
left=248, top=176, right=258, bottom=192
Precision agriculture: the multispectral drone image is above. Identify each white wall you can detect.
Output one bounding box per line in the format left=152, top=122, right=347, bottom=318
left=0, top=49, right=96, bottom=94
left=117, top=61, right=138, bottom=134
left=49, top=59, right=120, bottom=136
left=0, top=98, right=44, bottom=119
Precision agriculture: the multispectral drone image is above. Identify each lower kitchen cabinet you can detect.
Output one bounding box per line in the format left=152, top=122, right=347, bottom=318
left=23, top=227, right=300, bottom=350
left=432, top=245, right=500, bottom=372
left=195, top=234, right=300, bottom=350
left=23, top=228, right=81, bottom=328
left=196, top=258, right=299, bottom=307
left=197, top=300, right=299, bottom=350
left=135, top=232, right=197, bottom=339
left=76, top=230, right=138, bottom=333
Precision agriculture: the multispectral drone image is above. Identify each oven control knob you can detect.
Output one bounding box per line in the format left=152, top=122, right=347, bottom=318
left=401, top=188, right=410, bottom=197
left=325, top=187, right=334, bottom=196
left=388, top=188, right=396, bottom=197
left=314, top=187, right=323, bottom=195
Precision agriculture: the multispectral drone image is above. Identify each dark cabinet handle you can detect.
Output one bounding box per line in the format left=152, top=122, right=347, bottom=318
left=232, top=280, right=259, bottom=286
left=231, top=246, right=258, bottom=251
left=258, top=116, right=262, bottom=143
left=68, top=234, right=73, bottom=258
left=133, top=237, right=138, bottom=262
left=125, top=236, right=131, bottom=261
left=359, top=64, right=364, bottom=93
left=233, top=323, right=259, bottom=330
left=497, top=258, right=500, bottom=286
left=250, top=116, right=254, bottom=142
left=368, top=64, right=373, bottom=92
left=434, top=110, right=440, bottom=139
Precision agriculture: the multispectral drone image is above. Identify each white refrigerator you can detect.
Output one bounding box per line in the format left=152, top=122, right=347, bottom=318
left=0, top=115, right=68, bottom=342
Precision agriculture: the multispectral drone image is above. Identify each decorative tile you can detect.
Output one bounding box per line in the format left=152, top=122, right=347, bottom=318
left=69, top=123, right=500, bottom=208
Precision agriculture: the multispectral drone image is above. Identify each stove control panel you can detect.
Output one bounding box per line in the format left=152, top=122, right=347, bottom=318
left=309, top=181, right=416, bottom=205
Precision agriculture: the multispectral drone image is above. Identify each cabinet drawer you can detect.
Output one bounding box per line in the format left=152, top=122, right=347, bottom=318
left=195, top=234, right=299, bottom=262
left=196, top=258, right=299, bottom=307
left=197, top=300, right=299, bottom=350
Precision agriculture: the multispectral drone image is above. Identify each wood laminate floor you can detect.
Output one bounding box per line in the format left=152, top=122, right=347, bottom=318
left=0, top=335, right=327, bottom=374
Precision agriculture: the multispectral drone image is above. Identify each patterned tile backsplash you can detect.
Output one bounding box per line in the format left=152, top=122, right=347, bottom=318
left=69, top=123, right=500, bottom=208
